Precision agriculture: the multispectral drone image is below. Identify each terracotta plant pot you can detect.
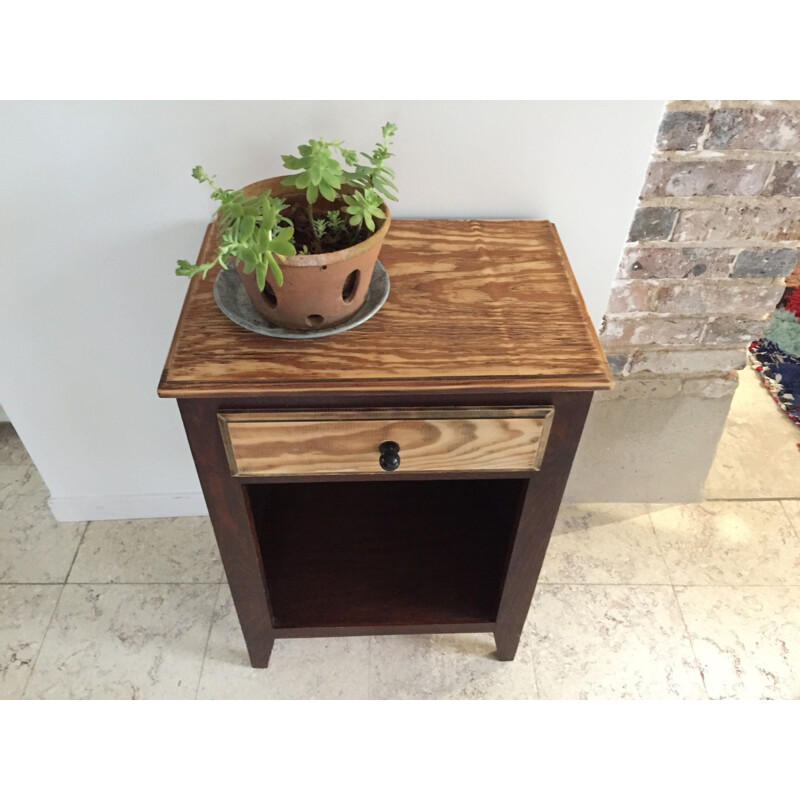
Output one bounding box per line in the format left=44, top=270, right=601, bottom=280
left=233, top=176, right=391, bottom=331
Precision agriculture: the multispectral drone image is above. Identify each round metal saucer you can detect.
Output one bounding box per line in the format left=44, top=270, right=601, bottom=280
left=213, top=260, right=390, bottom=339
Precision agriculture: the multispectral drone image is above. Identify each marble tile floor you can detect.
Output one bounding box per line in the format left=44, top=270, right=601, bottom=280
left=2, top=423, right=800, bottom=700
left=704, top=365, right=800, bottom=501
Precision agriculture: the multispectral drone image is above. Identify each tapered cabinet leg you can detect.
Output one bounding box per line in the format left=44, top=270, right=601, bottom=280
left=493, top=629, right=521, bottom=662
left=248, top=635, right=275, bottom=668
left=493, top=392, right=594, bottom=662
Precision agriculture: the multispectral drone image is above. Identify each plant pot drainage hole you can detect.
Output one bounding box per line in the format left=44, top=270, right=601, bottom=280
left=262, top=284, right=278, bottom=308
left=342, top=269, right=360, bottom=303
left=306, top=314, right=325, bottom=327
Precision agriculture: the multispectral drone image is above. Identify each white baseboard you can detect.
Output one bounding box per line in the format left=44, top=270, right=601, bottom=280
left=48, top=492, right=208, bottom=522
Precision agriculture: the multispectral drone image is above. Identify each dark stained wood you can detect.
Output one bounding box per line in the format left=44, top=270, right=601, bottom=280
left=494, top=392, right=593, bottom=660
left=162, top=218, right=612, bottom=668
left=178, top=398, right=275, bottom=667
left=272, top=622, right=496, bottom=638
left=158, top=220, right=612, bottom=398
left=249, top=479, right=524, bottom=629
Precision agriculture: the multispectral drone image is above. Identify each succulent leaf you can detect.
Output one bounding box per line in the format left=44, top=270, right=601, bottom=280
left=255, top=261, right=268, bottom=291
left=178, top=124, right=397, bottom=289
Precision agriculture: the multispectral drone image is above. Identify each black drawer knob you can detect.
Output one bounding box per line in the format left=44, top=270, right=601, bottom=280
left=378, top=440, right=400, bottom=472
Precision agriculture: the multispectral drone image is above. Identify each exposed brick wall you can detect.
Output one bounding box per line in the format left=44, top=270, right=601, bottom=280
left=600, top=101, right=800, bottom=399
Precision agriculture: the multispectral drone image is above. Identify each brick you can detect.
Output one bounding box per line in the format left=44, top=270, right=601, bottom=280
left=731, top=248, right=800, bottom=277
left=628, top=207, right=678, bottom=241
left=594, top=377, right=683, bottom=401
left=766, top=162, right=800, bottom=196
left=656, top=112, right=708, bottom=151
left=682, top=374, right=739, bottom=398
left=705, top=108, right=747, bottom=150
left=702, top=316, right=768, bottom=345
left=706, top=108, right=800, bottom=150
left=628, top=348, right=747, bottom=376
left=651, top=281, right=785, bottom=315
left=641, top=160, right=772, bottom=198
left=605, top=354, right=629, bottom=375
left=617, top=246, right=734, bottom=280
left=601, top=315, right=706, bottom=347
left=605, top=282, right=652, bottom=313
left=671, top=205, right=800, bottom=243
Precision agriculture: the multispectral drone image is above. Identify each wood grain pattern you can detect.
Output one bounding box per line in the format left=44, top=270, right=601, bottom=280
left=158, top=219, right=613, bottom=398
left=161, top=219, right=608, bottom=668
left=219, top=407, right=554, bottom=477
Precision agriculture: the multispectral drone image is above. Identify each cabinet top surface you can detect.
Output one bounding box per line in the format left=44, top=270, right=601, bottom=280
left=158, top=219, right=613, bottom=397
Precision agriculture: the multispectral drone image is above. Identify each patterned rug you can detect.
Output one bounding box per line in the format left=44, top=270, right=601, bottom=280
left=748, top=286, right=800, bottom=435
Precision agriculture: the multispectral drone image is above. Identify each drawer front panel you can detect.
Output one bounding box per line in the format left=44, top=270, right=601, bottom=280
left=218, top=407, right=554, bottom=477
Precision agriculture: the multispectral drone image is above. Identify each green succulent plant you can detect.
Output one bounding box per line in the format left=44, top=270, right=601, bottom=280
left=175, top=168, right=295, bottom=290
left=176, top=123, right=398, bottom=289
left=343, top=188, right=386, bottom=233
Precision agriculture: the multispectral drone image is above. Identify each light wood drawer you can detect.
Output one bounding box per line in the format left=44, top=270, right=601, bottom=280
left=218, top=407, right=554, bottom=477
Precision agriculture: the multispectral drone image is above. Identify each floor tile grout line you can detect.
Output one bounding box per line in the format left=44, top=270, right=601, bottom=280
left=366, top=636, right=372, bottom=700
left=539, top=580, right=677, bottom=587
left=644, top=505, right=678, bottom=586
left=703, top=496, right=800, bottom=503
left=538, top=581, right=800, bottom=587
left=527, top=633, right=543, bottom=701
left=647, top=497, right=800, bottom=507
left=40, top=581, right=226, bottom=586
left=779, top=500, right=800, bottom=540
left=195, top=582, right=223, bottom=700
left=669, top=584, right=711, bottom=700
left=0, top=581, right=79, bottom=586
left=63, top=521, right=90, bottom=585
left=530, top=583, right=710, bottom=701
left=1, top=581, right=227, bottom=586
left=12, top=580, right=800, bottom=588
left=22, top=517, right=90, bottom=699
left=20, top=581, right=68, bottom=700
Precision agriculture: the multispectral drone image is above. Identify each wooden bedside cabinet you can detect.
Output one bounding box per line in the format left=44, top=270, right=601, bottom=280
left=158, top=219, right=612, bottom=668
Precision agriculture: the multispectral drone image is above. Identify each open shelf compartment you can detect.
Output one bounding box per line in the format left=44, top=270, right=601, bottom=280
left=246, top=478, right=526, bottom=630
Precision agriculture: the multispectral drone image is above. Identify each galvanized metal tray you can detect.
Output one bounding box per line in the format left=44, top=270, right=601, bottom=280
left=213, top=261, right=390, bottom=339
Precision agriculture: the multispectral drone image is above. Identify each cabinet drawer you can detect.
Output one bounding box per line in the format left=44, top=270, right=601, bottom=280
left=218, top=407, right=554, bottom=477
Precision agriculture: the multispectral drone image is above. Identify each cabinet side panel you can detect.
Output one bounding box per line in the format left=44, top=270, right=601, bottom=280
left=178, top=398, right=275, bottom=667
left=494, top=392, right=594, bottom=660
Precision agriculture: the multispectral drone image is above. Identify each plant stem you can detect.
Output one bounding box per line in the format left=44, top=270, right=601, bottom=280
left=350, top=221, right=363, bottom=246
left=308, top=202, right=321, bottom=245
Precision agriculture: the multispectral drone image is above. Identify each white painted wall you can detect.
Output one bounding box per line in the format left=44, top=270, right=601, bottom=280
left=0, top=101, right=664, bottom=520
